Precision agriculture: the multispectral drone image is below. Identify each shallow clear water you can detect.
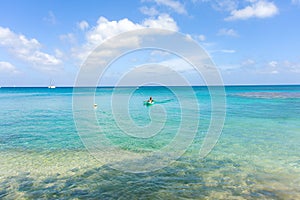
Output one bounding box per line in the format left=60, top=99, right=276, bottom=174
left=0, top=86, right=299, bottom=199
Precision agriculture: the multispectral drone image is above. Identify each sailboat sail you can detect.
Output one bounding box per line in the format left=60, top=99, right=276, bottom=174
left=48, top=80, right=56, bottom=89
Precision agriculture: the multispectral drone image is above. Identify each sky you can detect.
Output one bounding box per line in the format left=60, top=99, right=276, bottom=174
left=0, top=0, right=300, bottom=86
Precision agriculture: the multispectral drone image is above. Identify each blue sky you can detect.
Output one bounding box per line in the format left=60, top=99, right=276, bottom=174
left=0, top=0, right=299, bottom=86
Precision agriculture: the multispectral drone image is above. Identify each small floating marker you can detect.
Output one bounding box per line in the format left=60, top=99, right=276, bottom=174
left=93, top=104, right=98, bottom=109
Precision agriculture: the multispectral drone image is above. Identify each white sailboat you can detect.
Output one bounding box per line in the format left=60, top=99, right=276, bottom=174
left=48, top=80, right=56, bottom=89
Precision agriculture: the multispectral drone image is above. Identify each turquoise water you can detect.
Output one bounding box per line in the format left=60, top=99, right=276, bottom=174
left=0, top=86, right=299, bottom=199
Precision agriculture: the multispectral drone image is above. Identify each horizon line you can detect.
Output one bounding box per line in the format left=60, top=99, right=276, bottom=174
left=0, top=84, right=300, bottom=88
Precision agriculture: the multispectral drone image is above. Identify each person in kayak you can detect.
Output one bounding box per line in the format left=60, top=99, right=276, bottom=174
left=147, top=97, right=153, bottom=103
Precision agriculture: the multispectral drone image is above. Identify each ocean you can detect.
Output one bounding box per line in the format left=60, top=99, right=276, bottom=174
left=0, top=85, right=299, bottom=199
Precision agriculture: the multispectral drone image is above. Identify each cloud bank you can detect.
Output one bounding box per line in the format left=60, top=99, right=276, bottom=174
left=225, top=0, right=279, bottom=21
left=0, top=26, right=62, bottom=72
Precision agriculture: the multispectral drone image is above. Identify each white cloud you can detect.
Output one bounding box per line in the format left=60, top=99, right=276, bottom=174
left=0, top=26, right=61, bottom=71
left=86, top=17, right=143, bottom=46
left=225, top=0, right=279, bottom=21
left=245, top=59, right=300, bottom=74
left=0, top=61, right=19, bottom=74
left=75, top=17, right=143, bottom=60
left=149, top=0, right=187, bottom=14
left=44, top=11, right=57, bottom=25
left=198, top=34, right=206, bottom=41
left=219, top=59, right=255, bottom=72
left=143, top=14, right=178, bottom=31
left=219, top=49, right=236, bottom=53
left=242, top=59, right=256, bottom=66
left=150, top=50, right=171, bottom=57
left=211, top=0, right=238, bottom=12
left=140, top=6, right=159, bottom=16
left=283, top=61, right=300, bottom=73
left=268, top=60, right=278, bottom=68
left=0, top=27, right=39, bottom=49
left=85, top=15, right=178, bottom=46
left=270, top=70, right=278, bottom=74
left=221, top=59, right=300, bottom=76
left=74, top=15, right=178, bottom=61
left=60, top=33, right=76, bottom=44
left=185, top=34, right=192, bottom=41
left=78, top=20, right=89, bottom=30
left=55, top=49, right=64, bottom=58
left=217, top=28, right=239, bottom=37
left=159, top=58, right=195, bottom=72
